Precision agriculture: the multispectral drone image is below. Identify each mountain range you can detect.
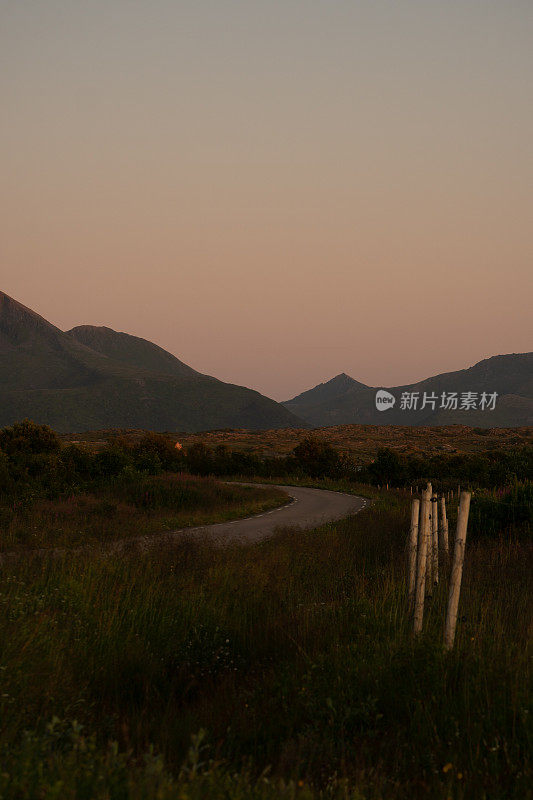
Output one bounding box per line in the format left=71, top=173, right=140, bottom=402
left=1, top=290, right=530, bottom=432
left=0, top=291, right=303, bottom=432
left=283, top=355, right=533, bottom=428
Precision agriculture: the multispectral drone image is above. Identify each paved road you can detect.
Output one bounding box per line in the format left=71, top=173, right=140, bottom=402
left=0, top=485, right=369, bottom=564
left=174, top=483, right=368, bottom=546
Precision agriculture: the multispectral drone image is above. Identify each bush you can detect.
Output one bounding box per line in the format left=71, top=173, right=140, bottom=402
left=133, top=433, right=184, bottom=472
left=368, top=447, right=406, bottom=485
left=0, top=419, right=60, bottom=456
left=292, top=438, right=343, bottom=479
left=94, top=446, right=133, bottom=478
left=0, top=450, right=12, bottom=493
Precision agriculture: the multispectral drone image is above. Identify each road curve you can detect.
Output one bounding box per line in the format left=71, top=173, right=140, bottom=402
left=177, top=483, right=368, bottom=546
left=0, top=485, right=369, bottom=564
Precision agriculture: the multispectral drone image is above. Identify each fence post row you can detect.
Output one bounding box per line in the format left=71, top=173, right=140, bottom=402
left=407, top=484, right=471, bottom=647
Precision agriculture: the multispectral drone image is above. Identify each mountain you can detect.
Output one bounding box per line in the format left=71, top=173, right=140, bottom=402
left=283, top=373, right=369, bottom=425
left=68, top=325, right=199, bottom=379
left=283, top=354, right=533, bottom=428
left=0, top=291, right=304, bottom=433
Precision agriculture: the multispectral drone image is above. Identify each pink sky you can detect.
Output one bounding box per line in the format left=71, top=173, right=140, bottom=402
left=2, top=1, right=532, bottom=400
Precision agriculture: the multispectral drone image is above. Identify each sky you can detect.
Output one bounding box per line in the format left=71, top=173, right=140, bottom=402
left=1, top=0, right=532, bottom=400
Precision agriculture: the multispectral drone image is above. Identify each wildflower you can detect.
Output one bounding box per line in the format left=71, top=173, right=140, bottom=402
left=443, top=763, right=453, bottom=773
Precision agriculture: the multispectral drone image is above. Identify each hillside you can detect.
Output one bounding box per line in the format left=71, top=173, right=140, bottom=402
left=68, top=325, right=199, bottom=379
left=0, top=291, right=304, bottom=433
left=283, top=354, right=533, bottom=427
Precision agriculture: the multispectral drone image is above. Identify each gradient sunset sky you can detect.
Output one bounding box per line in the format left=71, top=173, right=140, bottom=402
left=2, top=0, right=531, bottom=400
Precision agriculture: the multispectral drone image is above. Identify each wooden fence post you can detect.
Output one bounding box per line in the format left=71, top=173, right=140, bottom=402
left=444, top=491, right=471, bottom=650
left=440, top=495, right=449, bottom=555
left=408, top=498, right=420, bottom=610
left=413, top=488, right=430, bottom=634
left=425, top=483, right=433, bottom=593
left=431, top=495, right=439, bottom=585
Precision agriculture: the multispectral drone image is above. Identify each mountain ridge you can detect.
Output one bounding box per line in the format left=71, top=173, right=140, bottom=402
left=68, top=325, right=200, bottom=379
left=0, top=291, right=305, bottom=433
left=283, top=353, right=533, bottom=428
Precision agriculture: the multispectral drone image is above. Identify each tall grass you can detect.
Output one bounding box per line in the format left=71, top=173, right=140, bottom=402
left=0, top=473, right=287, bottom=550
left=0, top=490, right=530, bottom=798
left=469, top=480, right=533, bottom=538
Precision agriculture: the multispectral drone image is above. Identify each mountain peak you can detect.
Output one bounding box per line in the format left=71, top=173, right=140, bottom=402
left=0, top=291, right=60, bottom=347
left=330, top=372, right=356, bottom=384
left=285, top=372, right=369, bottom=406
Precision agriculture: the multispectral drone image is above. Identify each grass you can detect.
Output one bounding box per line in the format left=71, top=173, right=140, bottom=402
left=226, top=472, right=384, bottom=498
left=0, top=473, right=288, bottom=551
left=0, top=486, right=530, bottom=798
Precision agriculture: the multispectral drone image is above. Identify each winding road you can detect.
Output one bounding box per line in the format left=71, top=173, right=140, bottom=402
left=174, top=483, right=368, bottom=546
left=0, top=485, right=369, bottom=564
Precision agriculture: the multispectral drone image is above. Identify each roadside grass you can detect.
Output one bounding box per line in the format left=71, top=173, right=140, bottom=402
left=0, top=473, right=288, bottom=551
left=225, top=473, right=385, bottom=500
left=0, top=490, right=530, bottom=798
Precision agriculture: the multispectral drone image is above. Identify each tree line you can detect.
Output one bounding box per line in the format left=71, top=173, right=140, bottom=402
left=0, top=420, right=531, bottom=504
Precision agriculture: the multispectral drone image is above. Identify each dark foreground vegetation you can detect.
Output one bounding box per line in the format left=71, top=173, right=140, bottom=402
left=0, top=420, right=531, bottom=798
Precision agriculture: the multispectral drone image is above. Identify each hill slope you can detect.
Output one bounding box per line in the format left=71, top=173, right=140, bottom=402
left=0, top=291, right=304, bottom=433
left=68, top=325, right=199, bottom=379
left=284, top=354, right=533, bottom=427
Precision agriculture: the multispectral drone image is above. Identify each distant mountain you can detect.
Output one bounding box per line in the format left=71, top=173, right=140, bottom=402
left=284, top=354, right=533, bottom=428
left=0, top=291, right=304, bottom=433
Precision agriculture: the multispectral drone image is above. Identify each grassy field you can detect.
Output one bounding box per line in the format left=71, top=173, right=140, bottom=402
left=0, top=485, right=530, bottom=799
left=0, top=473, right=288, bottom=551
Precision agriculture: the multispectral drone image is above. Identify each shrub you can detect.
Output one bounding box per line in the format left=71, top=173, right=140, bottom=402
left=292, top=438, right=343, bottom=479
left=133, top=433, right=184, bottom=472
left=0, top=419, right=60, bottom=456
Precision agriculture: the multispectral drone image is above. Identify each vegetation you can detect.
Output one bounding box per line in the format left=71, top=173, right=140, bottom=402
left=0, top=421, right=530, bottom=797
left=0, top=421, right=287, bottom=550
left=72, top=422, right=532, bottom=461
left=141, top=435, right=533, bottom=493
left=1, top=422, right=530, bottom=550
left=469, top=481, right=533, bottom=539
left=357, top=445, right=533, bottom=491
left=0, top=491, right=530, bottom=798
